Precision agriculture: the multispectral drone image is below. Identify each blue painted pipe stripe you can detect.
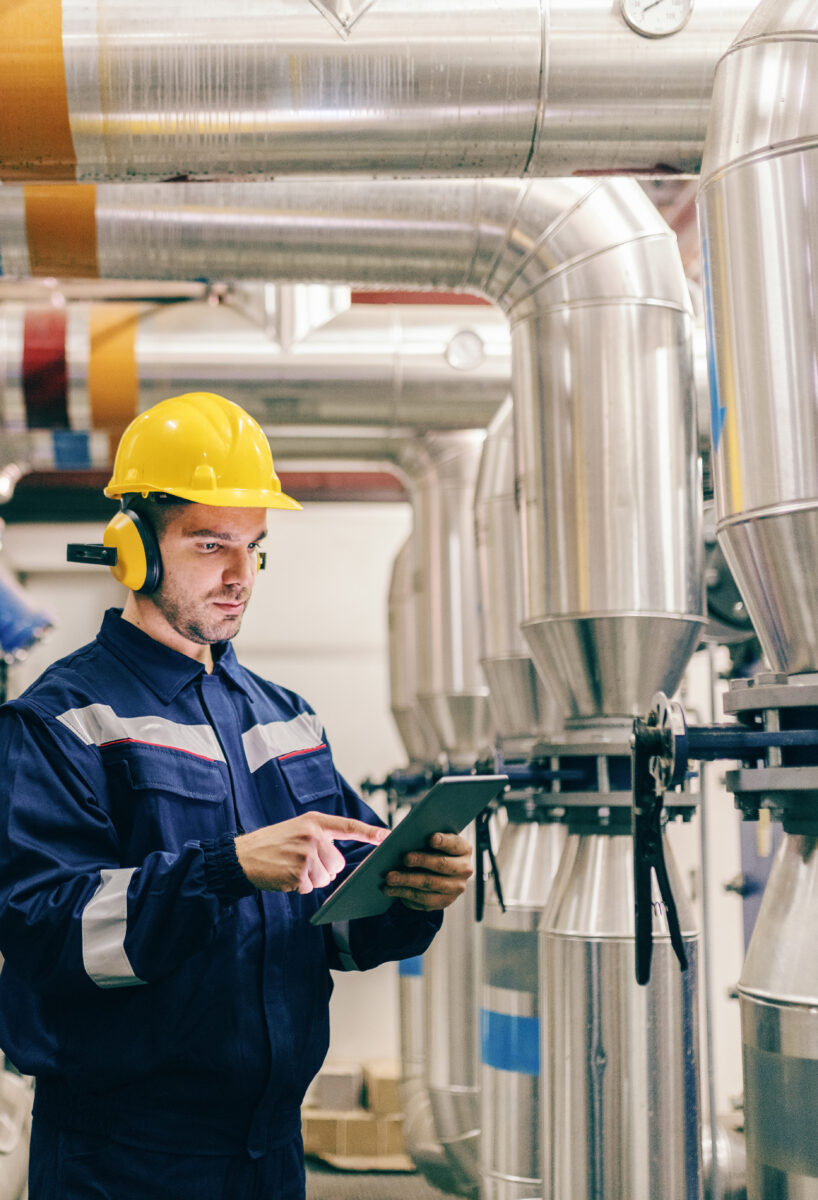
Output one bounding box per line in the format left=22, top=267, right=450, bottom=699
left=52, top=430, right=92, bottom=469
left=480, top=1009, right=540, bottom=1076
left=399, top=955, right=424, bottom=977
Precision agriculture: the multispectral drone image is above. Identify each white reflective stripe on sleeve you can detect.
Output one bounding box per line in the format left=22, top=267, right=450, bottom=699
left=82, top=867, right=146, bottom=989
left=56, top=703, right=225, bottom=761
left=242, top=711, right=325, bottom=773
left=331, top=920, right=360, bottom=972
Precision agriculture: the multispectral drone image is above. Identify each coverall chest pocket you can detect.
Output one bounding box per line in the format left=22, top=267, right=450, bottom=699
left=278, top=746, right=338, bottom=807
left=103, top=746, right=229, bottom=858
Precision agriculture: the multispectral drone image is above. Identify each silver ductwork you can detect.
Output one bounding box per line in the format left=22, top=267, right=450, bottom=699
left=698, top=0, right=818, bottom=677
left=387, top=535, right=442, bottom=766
left=0, top=177, right=707, bottom=723
left=541, top=817, right=702, bottom=1200
left=0, top=1, right=754, bottom=183
left=0, top=298, right=510, bottom=438
left=480, top=813, right=566, bottom=1200
left=474, top=398, right=563, bottom=747
left=408, top=430, right=492, bottom=765
left=699, top=9, right=818, bottom=1197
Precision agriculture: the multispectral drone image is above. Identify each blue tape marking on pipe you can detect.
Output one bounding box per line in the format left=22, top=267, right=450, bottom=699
left=399, top=955, right=424, bottom=978
left=480, top=1009, right=540, bottom=1076
left=701, top=232, right=726, bottom=452
left=52, top=430, right=91, bottom=469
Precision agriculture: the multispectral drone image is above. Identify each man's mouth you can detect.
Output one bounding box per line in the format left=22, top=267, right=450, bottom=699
left=213, top=599, right=246, bottom=615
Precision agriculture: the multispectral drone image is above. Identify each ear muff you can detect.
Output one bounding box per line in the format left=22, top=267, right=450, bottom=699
left=103, top=508, right=163, bottom=594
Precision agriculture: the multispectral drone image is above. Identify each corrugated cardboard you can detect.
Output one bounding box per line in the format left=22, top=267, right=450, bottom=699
left=309, top=1061, right=363, bottom=1111
left=302, top=1107, right=412, bottom=1171
left=362, top=1057, right=402, bottom=1116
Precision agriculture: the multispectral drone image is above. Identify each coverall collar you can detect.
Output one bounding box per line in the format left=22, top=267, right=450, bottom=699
left=98, top=608, right=254, bottom=704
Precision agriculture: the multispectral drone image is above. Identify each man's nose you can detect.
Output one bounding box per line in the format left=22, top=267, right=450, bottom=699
left=223, top=548, right=255, bottom=587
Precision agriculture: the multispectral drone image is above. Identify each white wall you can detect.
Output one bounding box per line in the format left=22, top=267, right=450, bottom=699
left=3, top=502, right=413, bottom=1065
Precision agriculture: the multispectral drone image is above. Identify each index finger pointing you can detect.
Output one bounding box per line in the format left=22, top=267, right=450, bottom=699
left=316, top=813, right=388, bottom=845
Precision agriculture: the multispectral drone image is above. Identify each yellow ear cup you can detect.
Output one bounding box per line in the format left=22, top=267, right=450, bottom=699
left=103, top=510, right=161, bottom=593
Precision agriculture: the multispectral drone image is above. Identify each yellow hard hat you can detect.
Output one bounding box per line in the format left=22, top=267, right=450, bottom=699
left=104, top=392, right=301, bottom=510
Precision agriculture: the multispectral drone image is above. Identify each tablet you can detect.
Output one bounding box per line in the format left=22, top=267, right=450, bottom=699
left=310, top=774, right=508, bottom=926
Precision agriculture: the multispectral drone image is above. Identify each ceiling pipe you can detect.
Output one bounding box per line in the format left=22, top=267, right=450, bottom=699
left=0, top=297, right=511, bottom=453
left=0, top=0, right=754, bottom=183
left=0, top=175, right=704, bottom=717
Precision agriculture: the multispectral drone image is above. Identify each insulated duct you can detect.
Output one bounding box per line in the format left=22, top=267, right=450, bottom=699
left=0, top=0, right=753, bottom=182
left=698, top=5, right=818, bottom=1198
left=698, top=0, right=818, bottom=677
left=0, top=297, right=510, bottom=449
left=0, top=176, right=706, bottom=721
left=474, top=398, right=563, bottom=746
left=387, top=536, right=442, bottom=766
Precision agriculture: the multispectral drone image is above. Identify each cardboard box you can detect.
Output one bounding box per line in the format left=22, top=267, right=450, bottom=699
left=363, top=1057, right=402, bottom=1116
left=309, top=1060, right=363, bottom=1112
left=302, top=1107, right=412, bottom=1171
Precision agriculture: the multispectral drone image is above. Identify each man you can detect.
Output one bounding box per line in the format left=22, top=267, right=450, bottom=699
left=0, top=392, right=472, bottom=1200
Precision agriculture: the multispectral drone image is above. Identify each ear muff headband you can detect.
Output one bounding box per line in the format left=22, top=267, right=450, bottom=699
left=103, top=508, right=162, bottom=594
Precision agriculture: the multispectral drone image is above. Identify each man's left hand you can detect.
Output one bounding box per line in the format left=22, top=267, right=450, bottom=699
left=382, top=832, right=473, bottom=911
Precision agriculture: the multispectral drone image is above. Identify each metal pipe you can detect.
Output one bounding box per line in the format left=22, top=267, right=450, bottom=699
left=474, top=398, right=563, bottom=747
left=0, top=176, right=707, bottom=724
left=0, top=296, right=510, bottom=439
left=0, top=0, right=754, bottom=182
left=698, top=0, right=818, bottom=676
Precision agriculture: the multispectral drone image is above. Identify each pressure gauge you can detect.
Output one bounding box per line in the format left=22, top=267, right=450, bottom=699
left=621, top=0, right=694, bottom=37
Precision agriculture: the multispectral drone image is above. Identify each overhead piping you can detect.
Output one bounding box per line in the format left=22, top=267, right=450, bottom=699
left=0, top=0, right=754, bottom=182
left=0, top=175, right=705, bottom=717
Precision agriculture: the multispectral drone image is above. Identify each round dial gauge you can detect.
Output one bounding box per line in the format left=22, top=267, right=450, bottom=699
left=621, top=0, right=693, bottom=37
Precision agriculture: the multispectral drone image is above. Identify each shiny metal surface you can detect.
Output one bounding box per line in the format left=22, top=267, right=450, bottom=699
left=0, top=299, right=510, bottom=435
left=3, top=178, right=705, bottom=723
left=698, top=2, right=818, bottom=674
left=425, top=862, right=481, bottom=1197
left=739, top=828, right=818, bottom=1194
left=2, top=1, right=753, bottom=182
left=511, top=185, right=706, bottom=718
left=541, top=828, right=702, bottom=1200
left=702, top=1119, right=747, bottom=1200
left=740, top=836, right=818, bottom=1198
left=475, top=399, right=563, bottom=742
left=388, top=537, right=442, bottom=765
left=399, top=967, right=461, bottom=1196
left=480, top=818, right=566, bottom=1200
left=409, top=431, right=492, bottom=762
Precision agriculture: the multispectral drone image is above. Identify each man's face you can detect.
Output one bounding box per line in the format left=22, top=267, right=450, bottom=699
left=151, top=504, right=268, bottom=647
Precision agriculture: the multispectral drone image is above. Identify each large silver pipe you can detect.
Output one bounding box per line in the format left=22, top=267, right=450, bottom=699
left=408, top=430, right=491, bottom=765
left=387, top=535, right=442, bottom=765
left=407, top=431, right=489, bottom=1194
left=480, top=813, right=566, bottom=1200
left=474, top=398, right=563, bottom=748
left=698, top=0, right=818, bottom=677
left=541, top=814, right=702, bottom=1200
left=0, top=1, right=754, bottom=183
left=0, top=299, right=510, bottom=436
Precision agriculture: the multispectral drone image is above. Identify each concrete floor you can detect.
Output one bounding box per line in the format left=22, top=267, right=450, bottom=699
left=306, top=1160, right=458, bottom=1199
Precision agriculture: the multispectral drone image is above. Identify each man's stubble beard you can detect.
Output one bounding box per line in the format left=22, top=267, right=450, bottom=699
left=152, top=578, right=250, bottom=645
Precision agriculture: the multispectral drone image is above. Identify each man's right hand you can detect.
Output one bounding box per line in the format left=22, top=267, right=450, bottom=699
left=234, top=813, right=387, bottom=894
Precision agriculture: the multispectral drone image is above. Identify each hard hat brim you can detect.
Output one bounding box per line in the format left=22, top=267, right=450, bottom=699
left=103, top=483, right=302, bottom=510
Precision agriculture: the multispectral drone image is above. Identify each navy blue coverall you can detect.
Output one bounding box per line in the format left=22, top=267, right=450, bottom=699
left=0, top=609, right=441, bottom=1198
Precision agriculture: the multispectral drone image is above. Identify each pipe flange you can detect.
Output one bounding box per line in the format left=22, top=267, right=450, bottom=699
left=724, top=673, right=818, bottom=716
